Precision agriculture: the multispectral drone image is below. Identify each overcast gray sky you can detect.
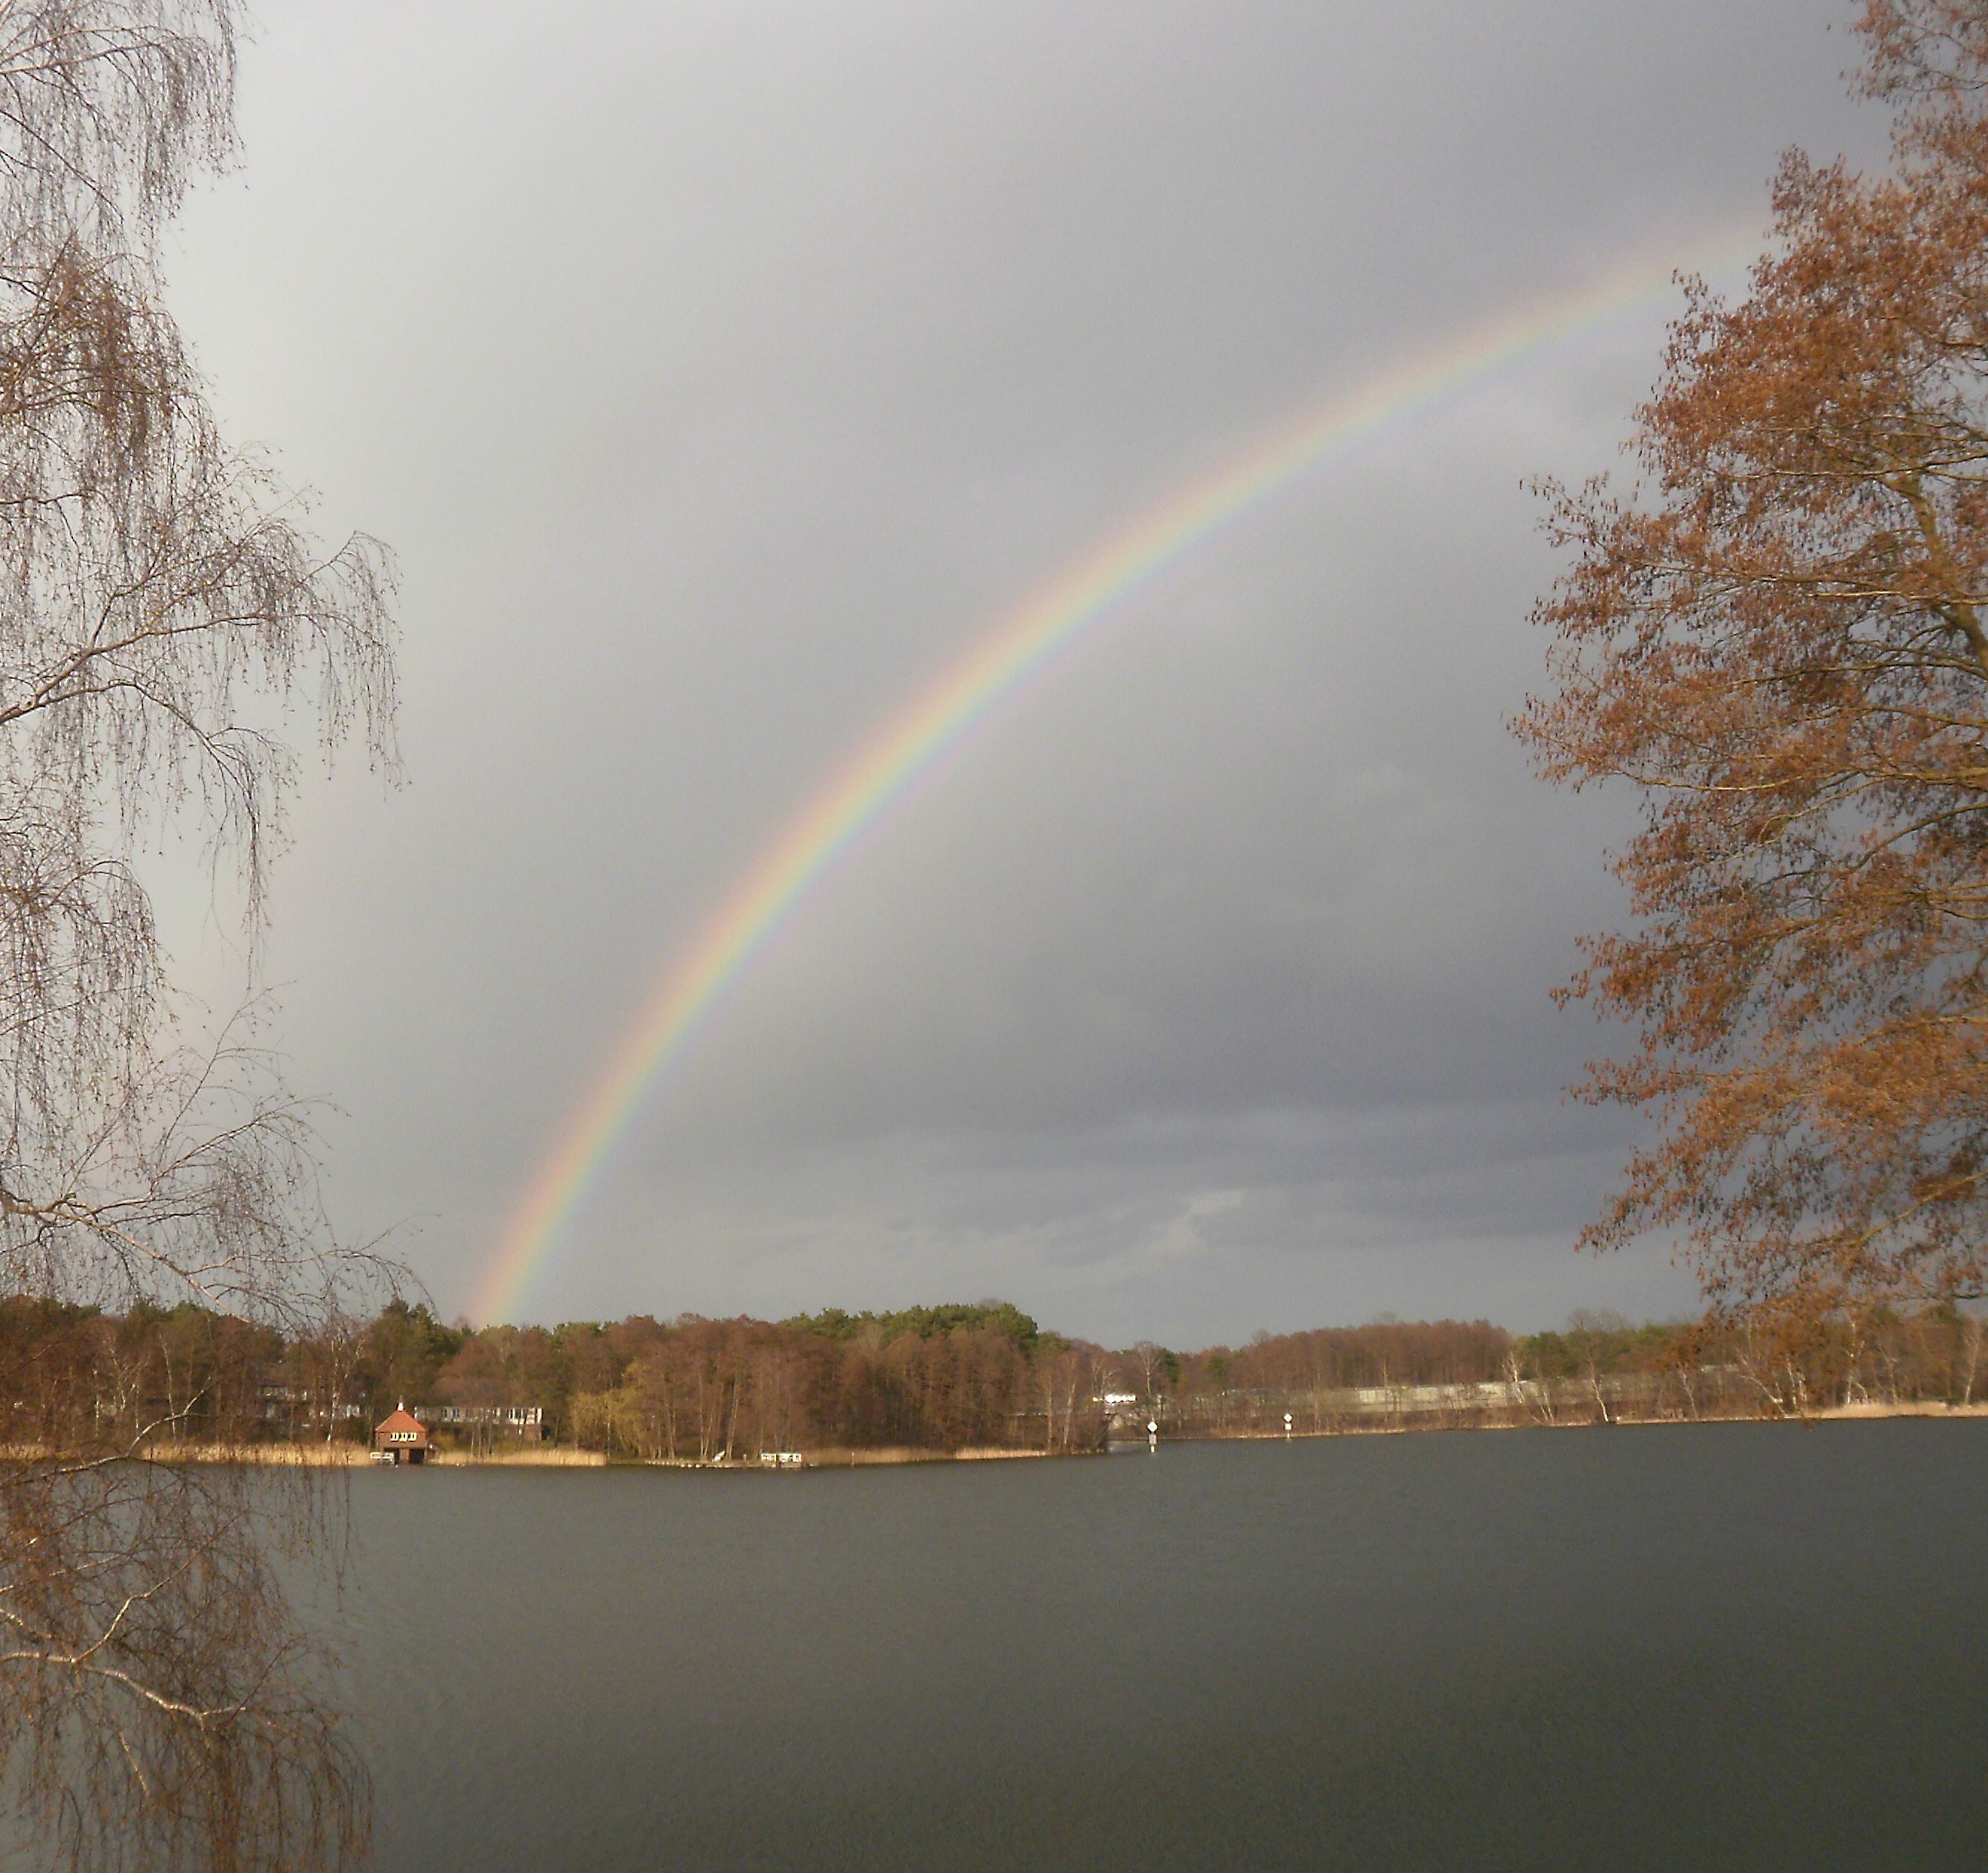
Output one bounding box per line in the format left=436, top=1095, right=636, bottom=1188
left=158, top=1, right=1884, bottom=1343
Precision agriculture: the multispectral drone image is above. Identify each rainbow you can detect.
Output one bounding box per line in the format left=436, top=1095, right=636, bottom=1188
left=471, top=233, right=1756, bottom=1325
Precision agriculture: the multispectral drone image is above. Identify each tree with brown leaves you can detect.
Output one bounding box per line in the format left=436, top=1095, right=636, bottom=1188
left=1522, top=1, right=1988, bottom=1335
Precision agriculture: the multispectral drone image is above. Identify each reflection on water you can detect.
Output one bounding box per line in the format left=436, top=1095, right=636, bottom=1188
left=330, top=1422, right=1988, bottom=1872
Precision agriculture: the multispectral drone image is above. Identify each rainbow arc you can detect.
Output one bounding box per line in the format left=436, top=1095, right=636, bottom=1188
left=471, top=234, right=1758, bottom=1326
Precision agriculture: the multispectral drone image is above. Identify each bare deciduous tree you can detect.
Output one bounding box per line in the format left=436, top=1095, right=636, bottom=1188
left=0, top=7, right=399, bottom=1868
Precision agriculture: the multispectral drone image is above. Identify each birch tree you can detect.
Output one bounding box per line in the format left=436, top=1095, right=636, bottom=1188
left=0, top=6, right=399, bottom=1867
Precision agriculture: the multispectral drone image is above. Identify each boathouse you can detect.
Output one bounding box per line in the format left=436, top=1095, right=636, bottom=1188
left=373, top=1402, right=432, bottom=1464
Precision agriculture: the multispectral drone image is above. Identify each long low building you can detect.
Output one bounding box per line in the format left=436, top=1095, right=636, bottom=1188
left=412, top=1402, right=546, bottom=1434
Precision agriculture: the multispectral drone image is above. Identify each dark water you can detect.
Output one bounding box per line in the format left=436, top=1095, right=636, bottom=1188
left=333, top=1422, right=1988, bottom=1871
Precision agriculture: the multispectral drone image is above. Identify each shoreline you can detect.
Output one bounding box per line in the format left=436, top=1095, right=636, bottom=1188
left=1157, top=1398, right=1988, bottom=1442
left=10, top=1401, right=1984, bottom=1472
left=1, top=1440, right=1077, bottom=1469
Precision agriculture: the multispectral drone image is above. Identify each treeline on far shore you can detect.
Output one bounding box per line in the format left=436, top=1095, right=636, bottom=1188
left=4, top=1294, right=1985, bottom=1462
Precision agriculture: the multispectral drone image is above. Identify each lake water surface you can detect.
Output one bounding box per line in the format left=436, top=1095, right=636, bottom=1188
left=334, top=1421, right=1988, bottom=1870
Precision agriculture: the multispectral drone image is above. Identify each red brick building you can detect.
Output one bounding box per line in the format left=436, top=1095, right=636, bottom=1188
left=372, top=1403, right=432, bottom=1464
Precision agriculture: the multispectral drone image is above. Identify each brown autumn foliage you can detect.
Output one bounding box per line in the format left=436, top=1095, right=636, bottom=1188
left=1520, top=1, right=1988, bottom=1328
left=14, top=1293, right=1988, bottom=1474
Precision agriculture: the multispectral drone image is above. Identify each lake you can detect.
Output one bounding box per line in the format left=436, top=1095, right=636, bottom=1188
left=334, top=1421, right=1988, bottom=1871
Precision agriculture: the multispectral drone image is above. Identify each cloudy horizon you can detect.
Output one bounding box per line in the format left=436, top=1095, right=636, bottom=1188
left=151, top=1, right=1885, bottom=1344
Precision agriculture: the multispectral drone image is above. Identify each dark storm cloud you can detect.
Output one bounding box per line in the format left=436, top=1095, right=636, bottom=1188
left=165, top=1, right=1880, bottom=1339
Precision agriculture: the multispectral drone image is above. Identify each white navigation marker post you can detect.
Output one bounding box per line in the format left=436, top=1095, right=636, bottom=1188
left=1147, top=1418, right=1158, bottom=1451
left=1283, top=1411, right=1293, bottom=1441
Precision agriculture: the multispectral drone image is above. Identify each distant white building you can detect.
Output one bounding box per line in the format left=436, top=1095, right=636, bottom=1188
left=413, top=1402, right=545, bottom=1433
